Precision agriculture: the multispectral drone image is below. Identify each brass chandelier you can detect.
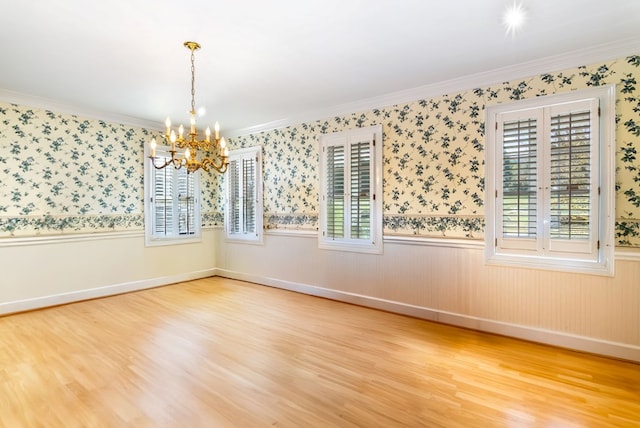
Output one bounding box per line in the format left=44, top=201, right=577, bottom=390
left=149, top=41, right=229, bottom=174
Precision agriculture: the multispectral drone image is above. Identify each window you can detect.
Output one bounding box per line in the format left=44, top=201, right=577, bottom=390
left=144, top=144, right=201, bottom=246
left=225, top=146, right=263, bottom=243
left=485, top=85, right=615, bottom=275
left=319, top=124, right=383, bottom=254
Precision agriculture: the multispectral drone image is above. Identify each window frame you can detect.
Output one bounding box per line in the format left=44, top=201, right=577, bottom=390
left=224, top=145, right=263, bottom=244
left=144, top=143, right=201, bottom=247
left=318, top=124, right=383, bottom=254
left=485, top=84, right=615, bottom=276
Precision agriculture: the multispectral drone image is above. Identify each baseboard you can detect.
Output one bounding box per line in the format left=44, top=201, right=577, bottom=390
left=0, top=268, right=216, bottom=316
left=4, top=267, right=639, bottom=363
left=216, top=268, right=640, bottom=363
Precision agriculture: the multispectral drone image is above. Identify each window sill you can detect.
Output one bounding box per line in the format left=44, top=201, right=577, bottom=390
left=225, top=235, right=264, bottom=245
left=485, top=253, right=614, bottom=276
left=145, top=235, right=202, bottom=247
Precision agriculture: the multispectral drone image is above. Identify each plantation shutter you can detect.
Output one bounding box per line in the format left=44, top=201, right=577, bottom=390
left=242, top=157, right=257, bottom=234
left=486, top=85, right=614, bottom=274
left=497, top=109, right=543, bottom=253
left=546, top=99, right=599, bottom=255
left=176, top=167, right=196, bottom=235
left=150, top=149, right=199, bottom=238
left=350, top=141, right=371, bottom=239
left=153, top=157, right=174, bottom=236
left=319, top=125, right=382, bottom=254
left=501, top=118, right=538, bottom=239
left=326, top=145, right=345, bottom=239
left=228, top=158, right=241, bottom=234
left=225, top=147, right=261, bottom=240
left=322, top=130, right=375, bottom=243
left=496, top=98, right=599, bottom=258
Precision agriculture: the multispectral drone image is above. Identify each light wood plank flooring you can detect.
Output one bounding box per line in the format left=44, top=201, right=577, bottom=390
left=1, top=277, right=638, bottom=427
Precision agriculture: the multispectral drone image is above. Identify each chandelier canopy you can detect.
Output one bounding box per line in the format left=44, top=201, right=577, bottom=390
left=149, top=41, right=229, bottom=174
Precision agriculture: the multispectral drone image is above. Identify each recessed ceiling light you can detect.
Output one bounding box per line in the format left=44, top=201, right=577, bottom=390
left=503, top=2, right=526, bottom=36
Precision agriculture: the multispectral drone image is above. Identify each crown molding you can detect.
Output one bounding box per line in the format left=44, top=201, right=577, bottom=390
left=2, top=37, right=638, bottom=138
left=228, top=37, right=640, bottom=138
left=0, top=88, right=162, bottom=130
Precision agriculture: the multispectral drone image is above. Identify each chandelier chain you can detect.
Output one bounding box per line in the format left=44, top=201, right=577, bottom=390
left=190, top=49, right=196, bottom=114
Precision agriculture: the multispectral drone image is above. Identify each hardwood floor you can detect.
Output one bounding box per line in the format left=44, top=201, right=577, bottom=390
left=1, top=277, right=638, bottom=427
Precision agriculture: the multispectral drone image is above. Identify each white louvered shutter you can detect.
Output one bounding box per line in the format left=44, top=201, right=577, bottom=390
left=149, top=148, right=199, bottom=239
left=228, top=158, right=241, bottom=234
left=322, top=130, right=375, bottom=243
left=495, top=98, right=599, bottom=259
left=318, top=125, right=382, bottom=254
left=242, top=157, right=256, bottom=234
left=225, top=146, right=262, bottom=242
left=350, top=140, right=371, bottom=239
left=176, top=167, right=196, bottom=235
left=326, top=144, right=345, bottom=239
left=153, top=155, right=174, bottom=237
left=546, top=99, right=599, bottom=256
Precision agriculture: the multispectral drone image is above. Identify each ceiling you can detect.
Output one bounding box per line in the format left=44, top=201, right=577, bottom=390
left=1, top=1, right=639, bottom=135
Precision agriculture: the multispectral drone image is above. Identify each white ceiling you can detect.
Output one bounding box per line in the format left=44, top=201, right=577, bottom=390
left=1, top=1, right=639, bottom=135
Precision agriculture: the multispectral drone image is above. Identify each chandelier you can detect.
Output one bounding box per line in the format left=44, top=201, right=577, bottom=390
left=149, top=41, right=229, bottom=174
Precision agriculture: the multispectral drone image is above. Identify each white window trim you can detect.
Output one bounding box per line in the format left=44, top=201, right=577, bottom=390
left=144, top=143, right=201, bottom=247
left=224, top=146, right=264, bottom=244
left=319, top=124, right=383, bottom=254
left=485, top=84, right=615, bottom=276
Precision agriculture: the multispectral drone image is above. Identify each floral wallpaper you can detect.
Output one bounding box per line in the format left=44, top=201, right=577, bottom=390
left=0, top=105, right=221, bottom=238
left=2, top=54, right=639, bottom=247
left=229, top=54, right=640, bottom=247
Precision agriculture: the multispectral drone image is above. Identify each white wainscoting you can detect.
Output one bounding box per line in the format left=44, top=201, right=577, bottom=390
left=2, top=227, right=638, bottom=363
left=215, top=230, right=640, bottom=362
left=0, top=268, right=216, bottom=316
left=0, top=229, right=219, bottom=315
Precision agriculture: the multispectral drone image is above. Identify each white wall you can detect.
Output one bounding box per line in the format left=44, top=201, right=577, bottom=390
left=0, top=229, right=218, bottom=314
left=216, top=229, right=640, bottom=362
left=1, top=227, right=637, bottom=362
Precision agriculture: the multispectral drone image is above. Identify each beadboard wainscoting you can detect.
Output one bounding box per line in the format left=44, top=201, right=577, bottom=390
left=215, top=230, right=640, bottom=363
left=1, top=228, right=638, bottom=362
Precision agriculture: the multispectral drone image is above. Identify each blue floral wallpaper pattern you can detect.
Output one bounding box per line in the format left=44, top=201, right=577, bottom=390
left=0, top=105, right=220, bottom=237
left=2, top=54, right=639, bottom=247
left=229, top=54, right=640, bottom=246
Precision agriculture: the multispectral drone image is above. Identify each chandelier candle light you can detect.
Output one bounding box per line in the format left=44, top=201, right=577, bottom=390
left=149, top=41, right=229, bottom=174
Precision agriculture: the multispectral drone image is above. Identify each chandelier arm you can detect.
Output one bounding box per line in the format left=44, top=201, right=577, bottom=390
left=149, top=156, right=183, bottom=170
left=149, top=147, right=188, bottom=170
left=200, top=156, right=229, bottom=173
